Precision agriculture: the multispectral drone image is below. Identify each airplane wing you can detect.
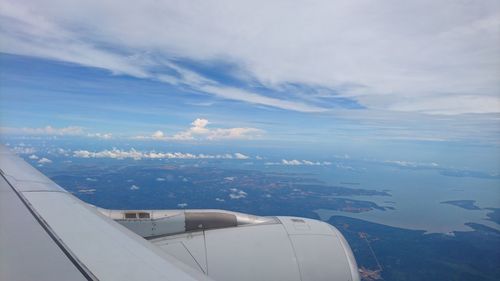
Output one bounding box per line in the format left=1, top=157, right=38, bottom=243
left=0, top=144, right=360, bottom=281
left=0, top=145, right=213, bottom=281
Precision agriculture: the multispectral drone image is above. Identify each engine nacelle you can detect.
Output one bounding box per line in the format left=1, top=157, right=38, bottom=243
left=98, top=208, right=360, bottom=281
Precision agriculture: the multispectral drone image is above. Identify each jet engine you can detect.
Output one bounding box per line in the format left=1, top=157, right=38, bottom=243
left=98, top=208, right=360, bottom=281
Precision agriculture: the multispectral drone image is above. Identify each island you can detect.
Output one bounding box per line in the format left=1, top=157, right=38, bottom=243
left=441, top=200, right=481, bottom=210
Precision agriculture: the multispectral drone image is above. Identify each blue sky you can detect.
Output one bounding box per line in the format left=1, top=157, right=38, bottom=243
left=0, top=0, right=499, bottom=172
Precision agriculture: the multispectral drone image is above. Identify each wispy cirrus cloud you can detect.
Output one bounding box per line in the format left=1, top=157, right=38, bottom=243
left=1, top=0, right=498, bottom=114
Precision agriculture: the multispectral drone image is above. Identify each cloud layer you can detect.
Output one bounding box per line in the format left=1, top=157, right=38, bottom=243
left=1, top=0, right=498, bottom=114
left=265, top=159, right=332, bottom=166
left=0, top=125, right=113, bottom=139
left=0, top=126, right=84, bottom=136
left=73, top=148, right=251, bottom=161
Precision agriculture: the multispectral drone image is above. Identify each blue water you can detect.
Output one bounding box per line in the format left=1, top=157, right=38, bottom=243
left=256, top=161, right=500, bottom=233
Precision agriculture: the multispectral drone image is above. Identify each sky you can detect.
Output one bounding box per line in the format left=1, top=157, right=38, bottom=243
left=0, top=0, right=499, bottom=171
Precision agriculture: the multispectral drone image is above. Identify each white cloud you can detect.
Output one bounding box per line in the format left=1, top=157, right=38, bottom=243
left=132, top=130, right=166, bottom=140
left=228, top=188, right=247, bottom=199
left=388, top=95, right=500, bottom=115
left=78, top=188, right=96, bottom=194
left=282, top=159, right=303, bottom=166
left=11, top=146, right=36, bottom=155
left=266, top=159, right=333, bottom=166
left=130, top=184, right=140, bottom=190
left=72, top=148, right=252, bottom=161
left=56, top=148, right=70, bottom=155
left=73, top=148, right=143, bottom=160
left=156, top=177, right=166, bottom=181
left=28, top=154, right=39, bottom=159
left=171, top=118, right=209, bottom=140
left=86, top=177, right=98, bottom=182
left=37, top=157, right=52, bottom=164
left=1, top=0, right=498, bottom=114
left=210, top=127, right=263, bottom=140
left=136, top=118, right=263, bottom=141
left=1, top=125, right=115, bottom=140
left=385, top=160, right=439, bottom=168
left=191, top=118, right=210, bottom=132
left=186, top=119, right=259, bottom=141
left=234, top=153, right=249, bottom=160
left=177, top=203, right=188, bottom=208
left=1, top=126, right=84, bottom=136
left=199, top=85, right=325, bottom=113
left=88, top=133, right=113, bottom=139
left=151, top=130, right=166, bottom=140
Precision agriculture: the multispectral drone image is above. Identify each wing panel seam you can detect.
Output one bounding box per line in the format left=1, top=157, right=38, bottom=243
left=0, top=172, right=99, bottom=281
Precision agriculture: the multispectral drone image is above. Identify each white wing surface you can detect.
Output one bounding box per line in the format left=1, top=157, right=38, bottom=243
left=0, top=145, right=213, bottom=281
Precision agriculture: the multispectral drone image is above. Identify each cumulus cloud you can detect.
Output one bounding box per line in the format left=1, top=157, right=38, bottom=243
left=135, top=118, right=262, bottom=141
left=151, top=130, right=165, bottom=140
left=172, top=118, right=262, bottom=140
left=234, top=153, right=249, bottom=160
left=56, top=148, right=70, bottom=155
left=130, top=184, right=140, bottom=190
left=265, top=159, right=332, bottom=166
left=87, top=133, right=113, bottom=140
left=78, top=188, right=96, bottom=194
left=37, top=157, right=52, bottom=164
left=228, top=188, right=247, bottom=199
left=72, top=148, right=252, bottom=161
left=12, top=146, right=36, bottom=155
left=28, top=154, right=39, bottom=159
left=0, top=0, right=498, bottom=114
left=73, top=148, right=143, bottom=160
left=132, top=130, right=165, bottom=141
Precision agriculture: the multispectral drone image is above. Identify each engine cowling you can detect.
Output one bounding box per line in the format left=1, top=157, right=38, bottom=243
left=98, top=208, right=360, bottom=281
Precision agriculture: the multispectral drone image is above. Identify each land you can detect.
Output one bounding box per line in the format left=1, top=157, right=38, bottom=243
left=441, top=200, right=481, bottom=210
left=41, top=161, right=500, bottom=281
left=48, top=164, right=391, bottom=219
left=440, top=201, right=500, bottom=226
left=328, top=216, right=500, bottom=281
left=486, top=208, right=500, bottom=224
